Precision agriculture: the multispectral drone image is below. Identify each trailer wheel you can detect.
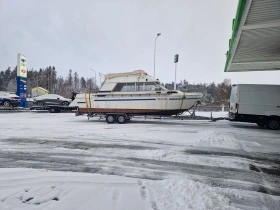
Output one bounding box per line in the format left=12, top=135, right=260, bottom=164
left=267, top=119, right=280, bottom=130
left=117, top=115, right=126, bottom=124
left=49, top=107, right=57, bottom=113
left=106, top=115, right=115, bottom=124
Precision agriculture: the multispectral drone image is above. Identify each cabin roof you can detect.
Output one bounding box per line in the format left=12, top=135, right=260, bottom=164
left=105, top=70, right=147, bottom=80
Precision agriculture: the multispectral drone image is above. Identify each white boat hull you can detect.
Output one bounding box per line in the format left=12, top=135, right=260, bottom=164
left=71, top=92, right=202, bottom=116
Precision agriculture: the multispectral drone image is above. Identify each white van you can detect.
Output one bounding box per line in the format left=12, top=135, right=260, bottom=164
left=229, top=84, right=280, bottom=130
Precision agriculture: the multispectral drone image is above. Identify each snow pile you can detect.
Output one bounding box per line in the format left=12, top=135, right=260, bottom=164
left=145, top=179, right=238, bottom=210
left=196, top=130, right=262, bottom=150
left=198, top=131, right=243, bottom=149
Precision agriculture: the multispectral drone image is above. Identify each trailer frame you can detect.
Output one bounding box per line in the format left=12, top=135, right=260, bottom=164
left=30, top=105, right=77, bottom=113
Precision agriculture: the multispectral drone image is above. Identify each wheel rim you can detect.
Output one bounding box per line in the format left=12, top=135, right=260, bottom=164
left=62, top=102, right=68, bottom=106
left=4, top=101, right=10, bottom=107
left=38, top=101, right=44, bottom=106
left=107, top=115, right=115, bottom=123
left=117, top=116, right=125, bottom=123
left=269, top=120, right=279, bottom=130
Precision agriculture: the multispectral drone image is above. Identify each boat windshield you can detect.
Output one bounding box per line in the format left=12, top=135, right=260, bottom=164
left=113, top=82, right=168, bottom=92
left=154, top=83, right=168, bottom=91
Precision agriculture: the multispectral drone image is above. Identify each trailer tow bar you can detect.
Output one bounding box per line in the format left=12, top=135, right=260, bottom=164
left=187, top=101, right=200, bottom=119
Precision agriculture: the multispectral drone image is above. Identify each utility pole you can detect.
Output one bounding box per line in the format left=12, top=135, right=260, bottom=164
left=90, top=69, right=97, bottom=89
left=153, top=33, right=161, bottom=78
left=37, top=73, right=39, bottom=96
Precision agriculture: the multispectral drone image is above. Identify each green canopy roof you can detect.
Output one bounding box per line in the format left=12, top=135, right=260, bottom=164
left=225, top=0, right=280, bottom=72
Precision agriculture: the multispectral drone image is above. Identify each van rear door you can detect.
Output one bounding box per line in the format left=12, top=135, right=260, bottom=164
left=229, top=85, right=239, bottom=113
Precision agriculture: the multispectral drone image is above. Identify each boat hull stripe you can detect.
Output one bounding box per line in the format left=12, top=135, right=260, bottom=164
left=92, top=98, right=200, bottom=102
left=94, top=98, right=156, bottom=101
left=169, top=98, right=200, bottom=100
left=98, top=91, right=112, bottom=93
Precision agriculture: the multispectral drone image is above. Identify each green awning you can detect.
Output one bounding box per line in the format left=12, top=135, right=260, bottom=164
left=225, top=0, right=280, bottom=72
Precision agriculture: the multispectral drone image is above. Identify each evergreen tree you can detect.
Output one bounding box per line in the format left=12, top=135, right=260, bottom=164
left=68, top=69, right=73, bottom=87
left=73, top=72, right=79, bottom=91
left=80, top=77, right=87, bottom=90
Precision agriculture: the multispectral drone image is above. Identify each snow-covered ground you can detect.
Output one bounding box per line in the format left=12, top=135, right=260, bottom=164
left=195, top=111, right=228, bottom=118
left=0, top=112, right=279, bottom=210
left=0, top=168, right=237, bottom=210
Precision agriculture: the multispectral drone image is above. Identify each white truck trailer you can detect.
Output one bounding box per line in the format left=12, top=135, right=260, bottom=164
left=229, top=84, right=280, bottom=130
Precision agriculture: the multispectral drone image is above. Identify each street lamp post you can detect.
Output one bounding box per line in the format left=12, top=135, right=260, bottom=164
left=153, top=33, right=161, bottom=78
left=98, top=72, right=105, bottom=86
left=174, top=54, right=179, bottom=90
left=90, top=69, right=97, bottom=88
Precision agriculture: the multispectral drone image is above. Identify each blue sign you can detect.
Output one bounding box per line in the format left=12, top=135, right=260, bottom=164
left=17, top=77, right=27, bottom=107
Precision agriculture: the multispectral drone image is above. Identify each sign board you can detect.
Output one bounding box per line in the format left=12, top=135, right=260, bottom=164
left=17, top=77, right=27, bottom=97
left=17, top=54, right=27, bottom=78
left=16, top=54, right=27, bottom=107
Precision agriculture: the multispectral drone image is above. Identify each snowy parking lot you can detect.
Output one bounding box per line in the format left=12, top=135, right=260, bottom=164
left=0, top=112, right=279, bottom=209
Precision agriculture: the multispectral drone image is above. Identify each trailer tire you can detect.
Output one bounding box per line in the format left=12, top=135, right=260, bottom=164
left=106, top=115, right=115, bottom=124
left=117, top=115, right=126, bottom=124
left=266, top=118, right=280, bottom=130
left=49, top=107, right=57, bottom=113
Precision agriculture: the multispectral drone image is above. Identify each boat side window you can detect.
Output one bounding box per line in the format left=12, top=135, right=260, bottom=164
left=136, top=82, right=162, bottom=91
left=113, top=83, right=125, bottom=92
left=144, top=82, right=156, bottom=91
left=136, top=82, right=145, bottom=91
left=113, top=83, right=136, bottom=92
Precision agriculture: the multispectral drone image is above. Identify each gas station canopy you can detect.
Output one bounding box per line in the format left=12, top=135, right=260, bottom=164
left=225, top=0, right=280, bottom=72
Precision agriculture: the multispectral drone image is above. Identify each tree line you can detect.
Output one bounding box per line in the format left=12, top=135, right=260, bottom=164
left=0, top=66, right=231, bottom=103
left=0, top=66, right=97, bottom=98
left=164, top=79, right=231, bottom=104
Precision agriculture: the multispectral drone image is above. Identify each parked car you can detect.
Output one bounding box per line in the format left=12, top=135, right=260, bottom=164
left=33, top=94, right=72, bottom=106
left=0, top=92, right=21, bottom=107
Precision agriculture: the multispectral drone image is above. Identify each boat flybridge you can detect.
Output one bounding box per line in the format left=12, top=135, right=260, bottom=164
left=70, top=70, right=203, bottom=123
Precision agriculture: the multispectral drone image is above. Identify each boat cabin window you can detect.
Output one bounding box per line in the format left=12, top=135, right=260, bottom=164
left=113, top=82, right=167, bottom=92
left=136, top=83, right=145, bottom=91
left=138, top=82, right=168, bottom=91
left=113, top=83, right=136, bottom=92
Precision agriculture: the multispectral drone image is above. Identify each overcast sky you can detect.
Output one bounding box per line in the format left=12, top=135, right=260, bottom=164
left=0, top=0, right=279, bottom=85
